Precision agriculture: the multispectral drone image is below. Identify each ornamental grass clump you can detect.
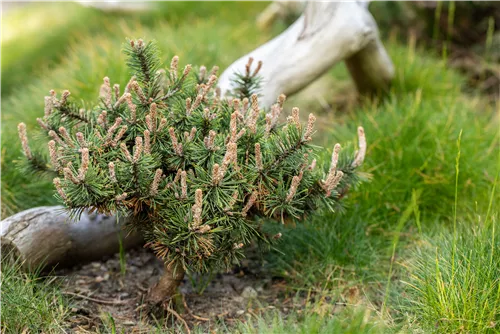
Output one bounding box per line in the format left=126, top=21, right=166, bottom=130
left=17, top=39, right=367, bottom=309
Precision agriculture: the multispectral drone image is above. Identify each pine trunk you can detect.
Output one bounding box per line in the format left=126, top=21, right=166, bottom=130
left=146, top=261, right=185, bottom=308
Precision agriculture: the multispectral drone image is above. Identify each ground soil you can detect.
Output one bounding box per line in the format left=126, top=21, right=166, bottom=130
left=56, top=247, right=305, bottom=333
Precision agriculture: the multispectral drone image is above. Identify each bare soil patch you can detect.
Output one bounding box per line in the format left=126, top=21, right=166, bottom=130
left=56, top=247, right=301, bottom=333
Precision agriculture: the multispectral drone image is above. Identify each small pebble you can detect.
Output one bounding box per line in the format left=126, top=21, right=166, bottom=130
left=241, top=286, right=258, bottom=299
left=233, top=296, right=244, bottom=303
left=236, top=310, right=245, bottom=316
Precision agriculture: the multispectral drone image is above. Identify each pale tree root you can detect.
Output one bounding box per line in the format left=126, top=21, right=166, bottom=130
left=1, top=206, right=143, bottom=271
left=218, top=2, right=395, bottom=108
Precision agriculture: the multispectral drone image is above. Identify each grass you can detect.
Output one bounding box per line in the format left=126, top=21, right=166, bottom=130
left=0, top=260, right=71, bottom=333
left=233, top=307, right=388, bottom=334
left=398, top=141, right=500, bottom=333
left=401, top=220, right=500, bottom=333
left=263, top=39, right=497, bottom=290
left=1, top=2, right=499, bottom=333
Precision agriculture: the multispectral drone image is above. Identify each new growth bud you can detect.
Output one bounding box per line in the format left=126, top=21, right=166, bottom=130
left=49, top=130, right=65, bottom=147
left=241, top=191, right=258, bottom=217
left=97, top=111, right=107, bottom=128
left=217, top=142, right=237, bottom=183
left=108, top=162, right=116, bottom=182
left=60, top=90, right=70, bottom=106
left=204, top=130, right=217, bottom=150
left=112, top=126, right=128, bottom=147
left=78, top=148, right=90, bottom=181
left=321, top=144, right=343, bottom=196
left=63, top=164, right=79, bottom=184
left=352, top=127, right=366, bottom=167
left=149, top=103, right=157, bottom=132
left=125, top=93, right=136, bottom=123
left=170, top=55, right=179, bottom=81
left=120, top=143, right=133, bottom=162
left=59, top=127, right=75, bottom=148
left=246, top=94, right=260, bottom=133
left=37, top=117, right=49, bottom=131
left=182, top=64, right=192, bottom=78
left=245, top=57, right=253, bottom=77
left=76, top=132, right=87, bottom=147
left=191, top=189, right=203, bottom=228
left=44, top=96, right=54, bottom=117
left=133, top=137, right=143, bottom=162
left=198, top=66, right=207, bottom=82
left=169, top=127, right=183, bottom=155
left=113, top=84, right=120, bottom=100
left=17, top=123, right=32, bottom=159
left=303, top=113, right=316, bottom=141
left=288, top=107, right=300, bottom=127
left=144, top=130, right=151, bottom=154
left=286, top=173, right=302, bottom=202
left=130, top=81, right=147, bottom=105
left=100, top=77, right=112, bottom=108
left=150, top=169, right=163, bottom=196
left=48, top=140, right=59, bottom=170
left=180, top=170, right=187, bottom=199
left=252, top=60, right=263, bottom=78
left=255, top=143, right=263, bottom=170
left=105, top=117, right=122, bottom=144
left=53, top=178, right=67, bottom=200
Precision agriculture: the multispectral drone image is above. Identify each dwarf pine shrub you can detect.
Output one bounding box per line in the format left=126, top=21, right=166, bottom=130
left=17, top=39, right=367, bottom=305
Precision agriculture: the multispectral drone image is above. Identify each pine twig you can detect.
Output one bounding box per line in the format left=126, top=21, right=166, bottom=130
left=182, top=294, right=210, bottom=322
left=62, top=291, right=134, bottom=305
left=166, top=306, right=191, bottom=334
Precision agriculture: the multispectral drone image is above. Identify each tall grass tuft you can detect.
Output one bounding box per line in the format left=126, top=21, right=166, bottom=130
left=1, top=260, right=71, bottom=333
left=234, top=307, right=387, bottom=334
left=400, top=114, right=499, bottom=332
left=402, top=217, right=500, bottom=333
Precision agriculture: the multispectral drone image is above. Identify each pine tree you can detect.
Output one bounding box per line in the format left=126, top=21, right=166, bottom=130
left=17, top=39, right=367, bottom=309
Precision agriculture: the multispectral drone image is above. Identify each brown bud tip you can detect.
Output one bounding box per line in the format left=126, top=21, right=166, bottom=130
left=278, top=94, right=286, bottom=105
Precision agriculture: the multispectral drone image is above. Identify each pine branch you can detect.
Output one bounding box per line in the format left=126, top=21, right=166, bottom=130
left=124, top=39, right=161, bottom=86
left=229, top=57, right=263, bottom=99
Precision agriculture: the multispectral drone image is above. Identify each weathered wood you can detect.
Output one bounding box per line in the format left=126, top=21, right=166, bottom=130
left=1, top=206, right=143, bottom=270
left=256, top=1, right=305, bottom=30
left=218, top=1, right=394, bottom=107
left=344, top=29, right=394, bottom=95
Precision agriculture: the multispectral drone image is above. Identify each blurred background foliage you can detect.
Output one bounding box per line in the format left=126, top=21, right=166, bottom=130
left=371, top=1, right=500, bottom=99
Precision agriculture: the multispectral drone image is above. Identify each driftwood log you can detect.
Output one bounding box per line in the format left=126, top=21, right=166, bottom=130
left=1, top=206, right=143, bottom=270
left=219, top=1, right=394, bottom=107
left=256, top=1, right=305, bottom=30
